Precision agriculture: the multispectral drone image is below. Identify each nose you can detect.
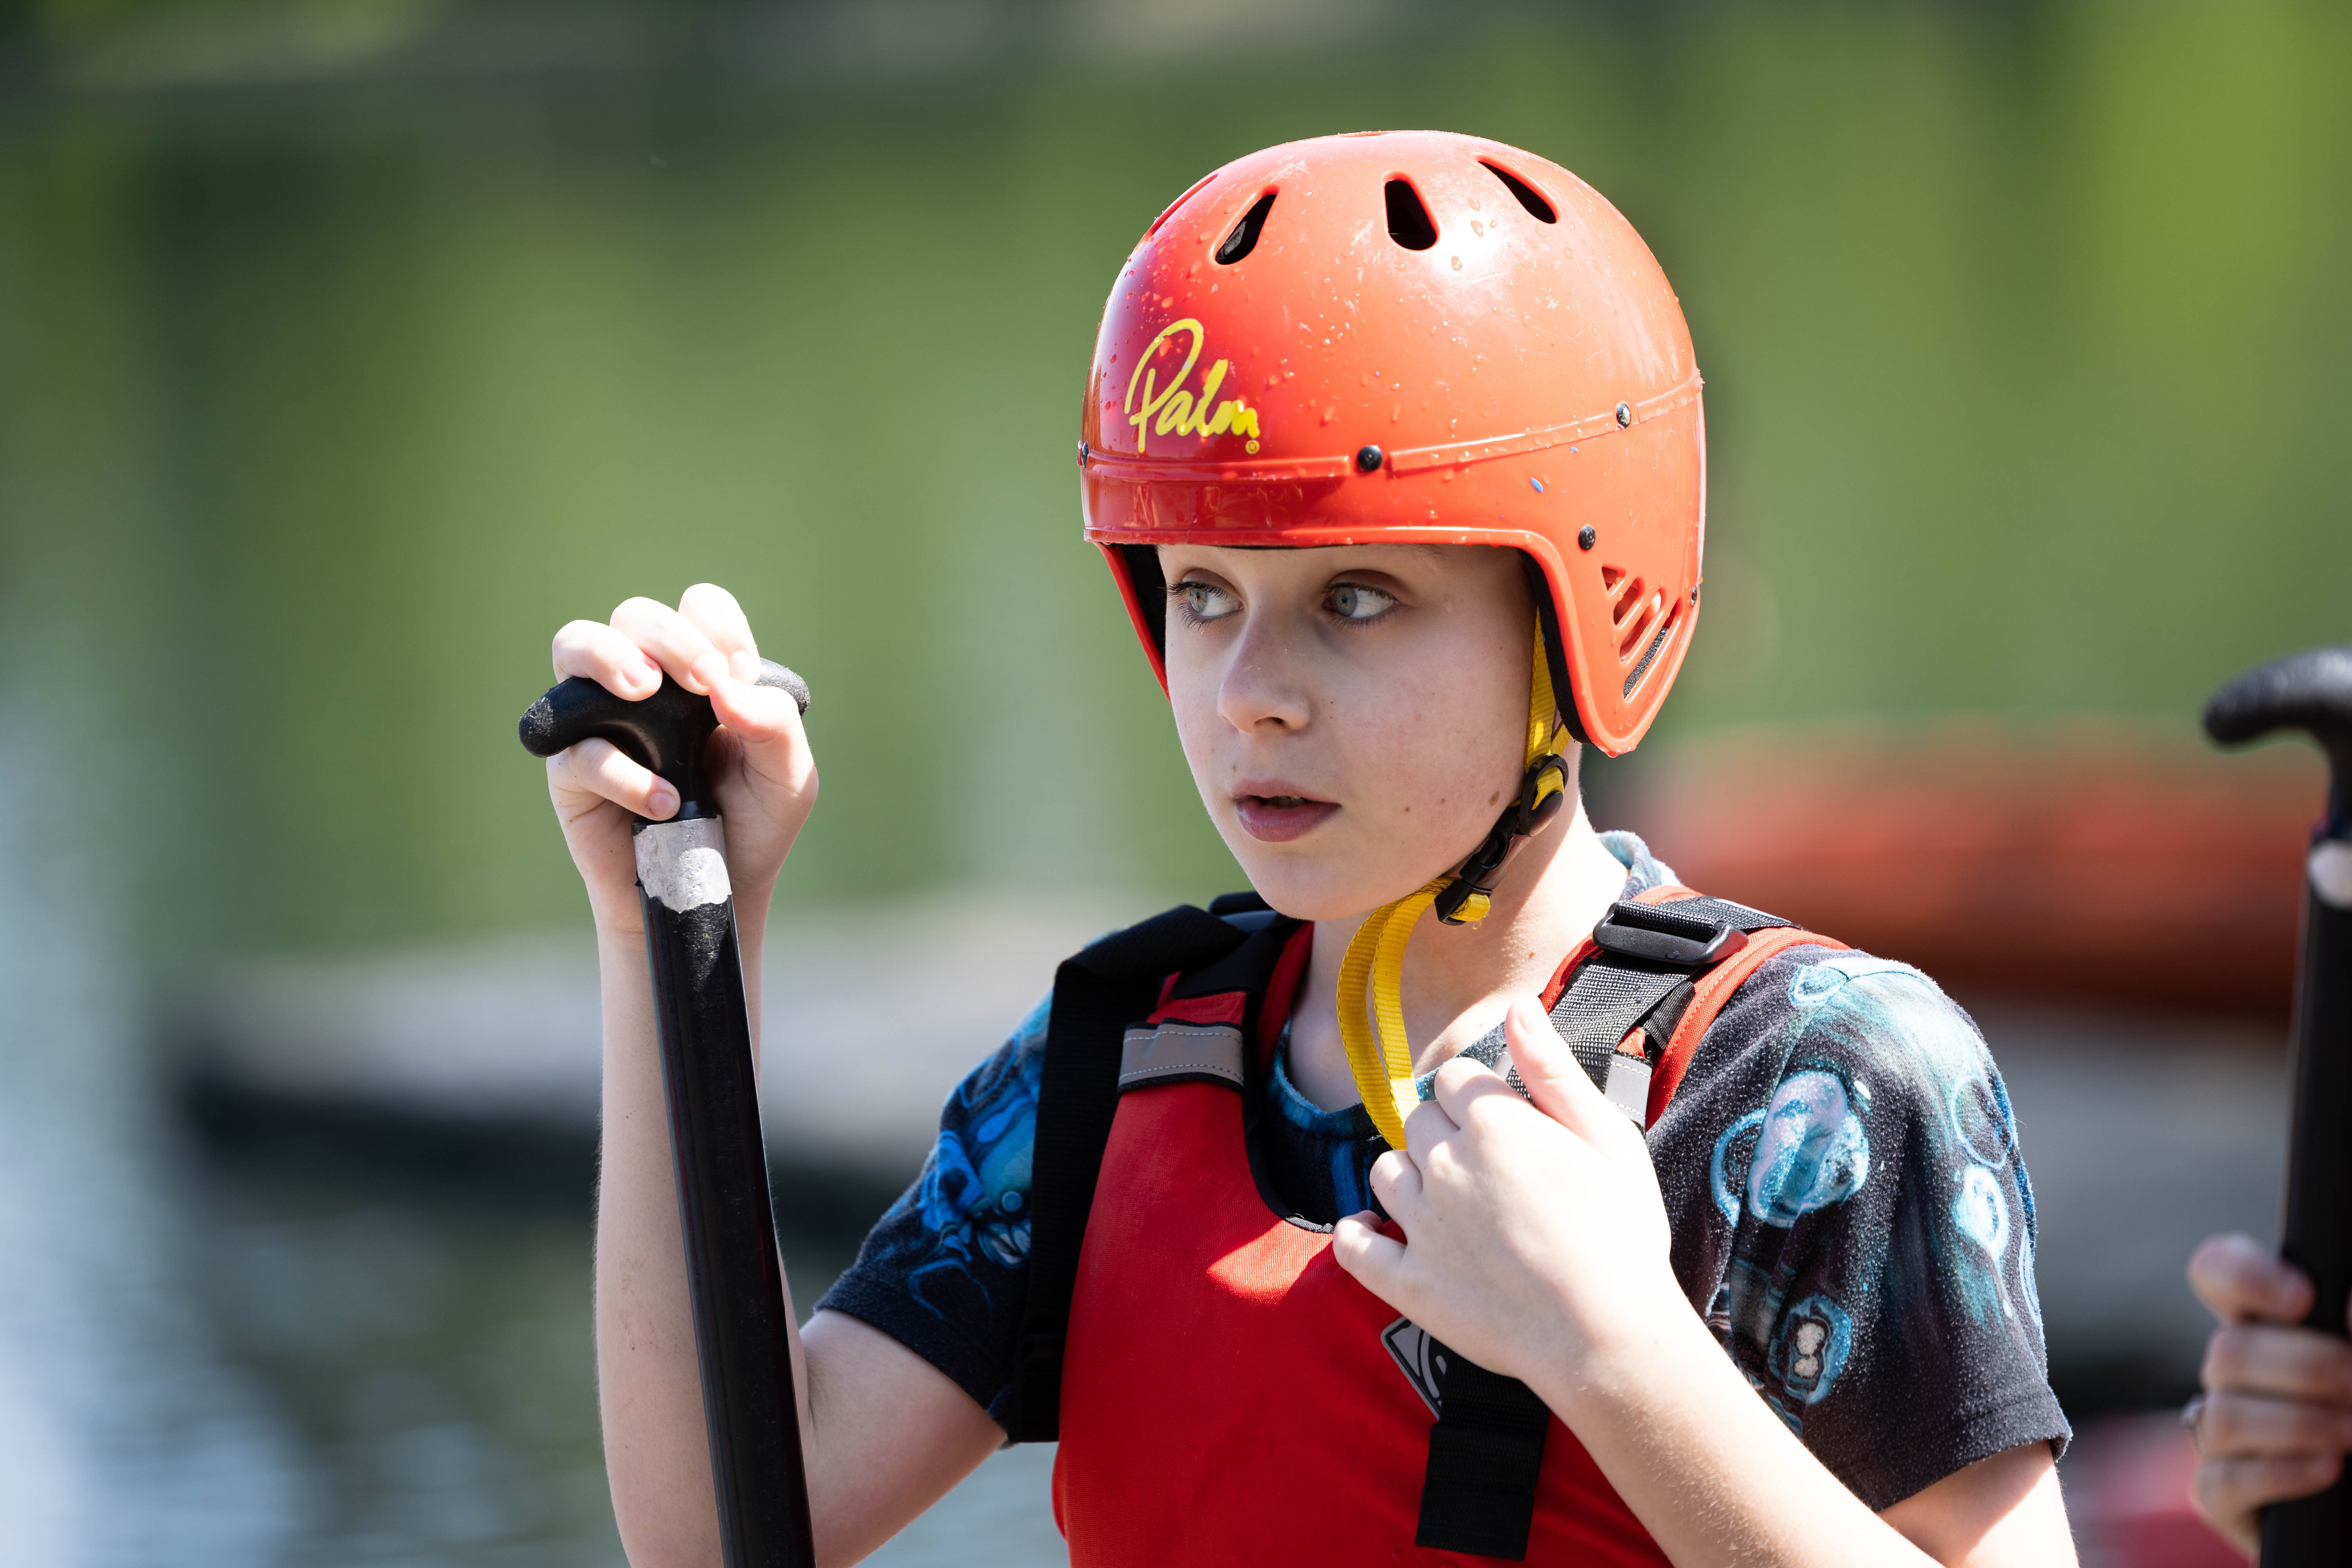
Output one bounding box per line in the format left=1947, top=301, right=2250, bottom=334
left=1216, top=611, right=1312, bottom=736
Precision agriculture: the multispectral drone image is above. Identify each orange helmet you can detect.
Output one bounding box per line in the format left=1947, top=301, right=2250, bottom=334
left=1080, top=129, right=1704, bottom=757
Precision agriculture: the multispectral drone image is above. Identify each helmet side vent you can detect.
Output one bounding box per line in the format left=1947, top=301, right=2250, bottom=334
left=1385, top=179, right=1438, bottom=251
left=1480, top=162, right=1557, bottom=223
left=1215, top=192, right=1276, bottom=265
left=1622, top=600, right=1683, bottom=698
left=1617, top=589, right=1664, bottom=660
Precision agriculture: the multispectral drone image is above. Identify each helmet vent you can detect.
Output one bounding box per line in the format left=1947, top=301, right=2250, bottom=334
left=1622, top=600, right=1682, bottom=697
left=1480, top=162, right=1557, bottom=224
left=1604, top=570, right=1658, bottom=657
left=1215, top=192, right=1276, bottom=265
left=1617, top=590, right=1663, bottom=660
left=1385, top=179, right=1438, bottom=251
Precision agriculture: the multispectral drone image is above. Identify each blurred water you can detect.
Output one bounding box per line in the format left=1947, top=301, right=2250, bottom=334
left=0, top=687, right=294, bottom=1564
left=185, top=1138, right=1065, bottom=1566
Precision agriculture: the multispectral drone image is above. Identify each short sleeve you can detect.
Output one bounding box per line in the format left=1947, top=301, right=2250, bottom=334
left=814, top=994, right=1048, bottom=1424
left=1651, top=949, right=2071, bottom=1510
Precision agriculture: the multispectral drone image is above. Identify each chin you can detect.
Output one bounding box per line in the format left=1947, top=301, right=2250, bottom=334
left=1222, top=846, right=1439, bottom=926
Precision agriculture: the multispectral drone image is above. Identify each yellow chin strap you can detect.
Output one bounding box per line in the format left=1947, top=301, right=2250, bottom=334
left=1336, top=634, right=1570, bottom=1149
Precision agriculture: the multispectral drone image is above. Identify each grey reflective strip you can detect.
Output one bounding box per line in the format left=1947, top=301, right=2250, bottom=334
left=1603, top=1055, right=1652, bottom=1125
left=1117, top=1021, right=1244, bottom=1092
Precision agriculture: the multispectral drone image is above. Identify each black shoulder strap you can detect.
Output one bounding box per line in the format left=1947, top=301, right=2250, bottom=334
left=1415, top=891, right=1791, bottom=1560
left=1003, top=902, right=1278, bottom=1442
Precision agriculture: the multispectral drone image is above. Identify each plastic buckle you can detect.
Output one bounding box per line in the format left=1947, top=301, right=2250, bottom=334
left=1590, top=901, right=1746, bottom=967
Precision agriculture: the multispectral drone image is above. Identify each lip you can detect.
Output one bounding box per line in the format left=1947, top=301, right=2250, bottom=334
left=1232, top=783, right=1339, bottom=844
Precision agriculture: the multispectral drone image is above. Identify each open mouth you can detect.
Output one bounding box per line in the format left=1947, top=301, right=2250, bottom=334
left=1233, top=793, right=1340, bottom=843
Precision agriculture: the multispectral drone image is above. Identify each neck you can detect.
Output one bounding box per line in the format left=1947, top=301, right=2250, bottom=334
left=1284, top=798, right=1632, bottom=1114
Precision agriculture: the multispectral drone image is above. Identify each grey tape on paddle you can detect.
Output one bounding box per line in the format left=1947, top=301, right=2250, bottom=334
left=636, top=818, right=732, bottom=913
left=2314, top=840, right=2352, bottom=911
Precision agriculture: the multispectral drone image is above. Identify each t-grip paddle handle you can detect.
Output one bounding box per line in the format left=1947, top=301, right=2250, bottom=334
left=2205, top=645, right=2352, bottom=1568
left=518, top=657, right=815, bottom=1568
left=517, top=659, right=809, bottom=816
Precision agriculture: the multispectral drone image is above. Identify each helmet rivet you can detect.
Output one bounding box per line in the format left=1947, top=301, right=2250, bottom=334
left=1614, top=401, right=1632, bottom=428
left=1355, top=445, right=1384, bottom=473
left=1577, top=525, right=1597, bottom=551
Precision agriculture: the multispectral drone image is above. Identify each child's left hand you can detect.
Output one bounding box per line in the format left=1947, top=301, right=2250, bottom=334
left=1331, top=995, right=1690, bottom=1389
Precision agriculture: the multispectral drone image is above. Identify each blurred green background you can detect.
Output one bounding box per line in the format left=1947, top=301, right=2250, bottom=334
left=1, top=2, right=2347, bottom=1563
left=6, top=0, right=2346, bottom=958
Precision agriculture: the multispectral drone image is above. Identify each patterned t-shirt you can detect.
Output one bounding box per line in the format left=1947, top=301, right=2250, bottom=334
left=817, top=833, right=2070, bottom=1510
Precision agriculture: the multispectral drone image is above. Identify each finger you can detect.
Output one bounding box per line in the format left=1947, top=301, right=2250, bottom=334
left=2205, top=1322, right=2352, bottom=1407
left=1503, top=993, right=1637, bottom=1154
left=2194, top=1452, right=2341, bottom=1532
left=610, top=596, right=726, bottom=693
left=2192, top=1233, right=2314, bottom=1326
left=2200, top=1390, right=2352, bottom=1459
left=677, top=583, right=758, bottom=661
left=547, top=736, right=678, bottom=820
left=551, top=619, right=664, bottom=700
left=1368, top=1149, right=1424, bottom=1220
left=1330, top=1212, right=1408, bottom=1300
left=1399, top=1094, right=1459, bottom=1166
left=709, top=650, right=810, bottom=756
left=1428, top=1053, right=1519, bottom=1127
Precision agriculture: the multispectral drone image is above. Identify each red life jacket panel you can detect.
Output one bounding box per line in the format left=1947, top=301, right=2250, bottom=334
left=1027, top=888, right=1837, bottom=1565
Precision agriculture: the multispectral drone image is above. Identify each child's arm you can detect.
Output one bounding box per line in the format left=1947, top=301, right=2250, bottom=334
left=2183, top=1233, right=2352, bottom=1558
left=546, top=586, right=1002, bottom=1567
left=1332, top=996, right=2076, bottom=1568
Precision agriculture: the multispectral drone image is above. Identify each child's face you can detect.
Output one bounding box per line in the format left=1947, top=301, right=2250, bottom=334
left=1157, top=541, right=1539, bottom=923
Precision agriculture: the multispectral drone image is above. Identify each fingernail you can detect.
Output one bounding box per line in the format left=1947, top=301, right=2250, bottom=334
left=691, top=653, right=727, bottom=692
left=628, top=659, right=658, bottom=690
left=731, top=649, right=760, bottom=682
left=646, top=785, right=677, bottom=817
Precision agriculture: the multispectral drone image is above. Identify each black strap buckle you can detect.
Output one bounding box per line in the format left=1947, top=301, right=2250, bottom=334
left=1590, top=900, right=1746, bottom=967
left=1432, top=755, right=1572, bottom=926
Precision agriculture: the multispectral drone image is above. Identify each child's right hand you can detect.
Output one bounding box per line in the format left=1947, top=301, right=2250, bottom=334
left=543, top=583, right=817, bottom=934
left=2187, top=1232, right=2352, bottom=1557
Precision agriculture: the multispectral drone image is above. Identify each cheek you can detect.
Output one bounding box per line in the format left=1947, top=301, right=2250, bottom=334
left=1162, top=645, right=1225, bottom=772
left=1343, top=669, right=1529, bottom=832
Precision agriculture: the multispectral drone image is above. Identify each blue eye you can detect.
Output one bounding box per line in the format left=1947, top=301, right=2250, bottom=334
left=1178, top=581, right=1239, bottom=621
left=1327, top=583, right=1396, bottom=621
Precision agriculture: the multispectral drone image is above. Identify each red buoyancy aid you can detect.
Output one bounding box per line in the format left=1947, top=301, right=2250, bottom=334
left=1027, top=887, right=1838, bottom=1565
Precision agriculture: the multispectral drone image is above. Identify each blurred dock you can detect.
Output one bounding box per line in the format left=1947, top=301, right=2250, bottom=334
left=183, top=889, right=1138, bottom=1202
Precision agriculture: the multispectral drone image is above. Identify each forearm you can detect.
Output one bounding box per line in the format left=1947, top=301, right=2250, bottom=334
left=594, top=917, right=743, bottom=1567
left=1537, top=1311, right=1938, bottom=1568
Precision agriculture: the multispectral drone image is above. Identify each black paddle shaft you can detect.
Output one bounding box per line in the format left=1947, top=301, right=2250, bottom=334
left=520, top=658, right=815, bottom=1568
left=2206, top=646, right=2352, bottom=1566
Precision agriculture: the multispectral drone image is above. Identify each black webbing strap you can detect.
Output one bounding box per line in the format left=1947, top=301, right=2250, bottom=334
left=1417, top=892, right=1791, bottom=1559
left=1002, top=905, right=1250, bottom=1443
left=1457, top=895, right=1791, bottom=1092
left=1416, top=1348, right=1554, bottom=1559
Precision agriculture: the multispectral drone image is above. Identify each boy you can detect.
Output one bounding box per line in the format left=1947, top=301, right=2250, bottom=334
left=542, top=133, right=2076, bottom=1565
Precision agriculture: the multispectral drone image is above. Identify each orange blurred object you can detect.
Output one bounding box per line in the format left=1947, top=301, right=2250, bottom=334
left=1623, top=719, right=2322, bottom=1019
left=1080, top=130, right=1705, bottom=756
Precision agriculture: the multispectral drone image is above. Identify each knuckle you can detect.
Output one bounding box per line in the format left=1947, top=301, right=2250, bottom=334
left=2205, top=1326, right=2252, bottom=1384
